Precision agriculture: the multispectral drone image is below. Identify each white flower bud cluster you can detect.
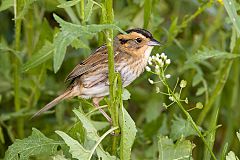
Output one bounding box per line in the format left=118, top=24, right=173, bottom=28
left=146, top=53, right=171, bottom=73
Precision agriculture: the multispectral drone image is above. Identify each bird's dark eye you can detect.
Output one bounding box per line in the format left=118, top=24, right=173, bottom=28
left=135, top=38, right=142, bottom=43
left=120, top=39, right=128, bottom=44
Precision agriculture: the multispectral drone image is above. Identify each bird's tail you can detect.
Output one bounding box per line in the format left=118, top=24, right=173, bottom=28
left=31, top=89, right=75, bottom=119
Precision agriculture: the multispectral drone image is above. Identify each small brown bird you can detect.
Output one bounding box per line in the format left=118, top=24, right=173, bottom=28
left=32, top=28, right=160, bottom=122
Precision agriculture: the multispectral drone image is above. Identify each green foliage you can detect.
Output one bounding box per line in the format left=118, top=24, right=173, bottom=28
left=4, top=128, right=64, bottom=160
left=170, top=116, right=199, bottom=141
left=158, top=136, right=194, bottom=160
left=119, top=106, right=137, bottom=160
left=22, top=41, right=54, bottom=72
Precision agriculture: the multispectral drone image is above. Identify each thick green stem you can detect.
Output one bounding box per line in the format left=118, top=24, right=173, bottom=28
left=104, top=0, right=119, bottom=155
left=80, top=0, right=85, bottom=25
left=14, top=0, right=24, bottom=138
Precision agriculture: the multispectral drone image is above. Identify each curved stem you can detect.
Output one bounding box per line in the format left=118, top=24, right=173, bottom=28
left=88, top=126, right=118, bottom=160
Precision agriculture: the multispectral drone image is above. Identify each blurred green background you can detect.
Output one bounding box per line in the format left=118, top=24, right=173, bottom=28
left=0, top=0, right=240, bottom=159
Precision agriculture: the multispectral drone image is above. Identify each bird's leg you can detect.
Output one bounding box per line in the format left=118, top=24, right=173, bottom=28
left=92, top=97, right=112, bottom=124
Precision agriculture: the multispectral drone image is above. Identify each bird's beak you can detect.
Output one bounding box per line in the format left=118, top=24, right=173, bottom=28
left=148, top=39, right=161, bottom=46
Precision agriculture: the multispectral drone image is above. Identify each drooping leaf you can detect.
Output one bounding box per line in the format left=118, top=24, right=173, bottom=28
left=223, top=0, right=240, bottom=36
left=187, top=47, right=240, bottom=63
left=158, top=136, right=194, bottom=160
left=22, top=41, right=54, bottom=72
left=57, top=0, right=81, bottom=8
left=170, top=116, right=199, bottom=141
left=0, top=0, right=14, bottom=12
left=226, top=151, right=240, bottom=160
left=4, top=128, right=64, bottom=160
left=55, top=131, right=91, bottom=160
left=52, top=14, right=125, bottom=73
left=54, top=14, right=125, bottom=36
left=120, top=107, right=137, bottom=160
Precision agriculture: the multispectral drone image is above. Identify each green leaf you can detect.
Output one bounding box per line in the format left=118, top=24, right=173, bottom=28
left=4, top=128, right=64, bottom=160
left=53, top=31, right=76, bottom=73
left=53, top=14, right=125, bottom=36
left=187, top=47, right=240, bottom=63
left=72, top=109, right=99, bottom=141
left=122, top=88, right=131, bottom=100
left=85, top=0, right=94, bottom=22
left=57, top=0, right=81, bottom=8
left=226, top=151, right=239, bottom=160
left=55, top=131, right=91, bottom=160
left=158, top=136, right=194, bottom=160
left=22, top=41, right=54, bottom=72
left=170, top=116, right=199, bottom=141
left=0, top=0, right=14, bottom=12
left=52, top=14, right=125, bottom=73
left=223, top=0, right=240, bottom=36
left=71, top=110, right=117, bottom=160
left=120, top=107, right=137, bottom=160
left=71, top=39, right=90, bottom=49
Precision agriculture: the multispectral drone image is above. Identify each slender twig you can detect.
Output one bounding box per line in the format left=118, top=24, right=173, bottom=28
left=88, top=126, right=119, bottom=160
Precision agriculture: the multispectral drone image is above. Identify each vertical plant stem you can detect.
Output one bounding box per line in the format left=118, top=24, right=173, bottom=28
left=143, top=0, right=152, bottom=29
left=80, top=0, right=85, bottom=25
left=25, top=8, right=34, bottom=57
left=14, top=0, right=24, bottom=138
left=104, top=0, right=119, bottom=155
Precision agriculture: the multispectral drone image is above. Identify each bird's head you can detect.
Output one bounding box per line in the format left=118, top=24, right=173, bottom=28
left=114, top=28, right=161, bottom=57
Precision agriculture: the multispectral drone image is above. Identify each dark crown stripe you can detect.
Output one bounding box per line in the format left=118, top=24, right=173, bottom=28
left=126, top=28, right=153, bottom=39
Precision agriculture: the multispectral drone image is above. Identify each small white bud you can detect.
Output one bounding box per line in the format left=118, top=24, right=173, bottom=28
left=145, top=66, right=151, bottom=72
left=148, top=78, right=154, bottom=84
left=165, top=74, right=171, bottom=79
left=152, top=55, right=156, bottom=60
left=165, top=59, right=171, bottom=65
left=156, top=53, right=160, bottom=57
left=169, top=96, right=174, bottom=101
left=158, top=59, right=164, bottom=67
left=185, top=97, right=188, bottom=104
left=163, top=55, right=167, bottom=60
left=196, top=102, right=203, bottom=109
left=156, top=87, right=160, bottom=93
left=160, top=53, right=166, bottom=58
left=180, top=80, right=187, bottom=88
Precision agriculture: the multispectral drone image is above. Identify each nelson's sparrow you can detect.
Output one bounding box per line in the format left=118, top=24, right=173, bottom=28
left=32, top=28, right=160, bottom=122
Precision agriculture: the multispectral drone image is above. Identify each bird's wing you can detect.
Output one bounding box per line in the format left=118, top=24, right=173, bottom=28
left=65, top=45, right=108, bottom=82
